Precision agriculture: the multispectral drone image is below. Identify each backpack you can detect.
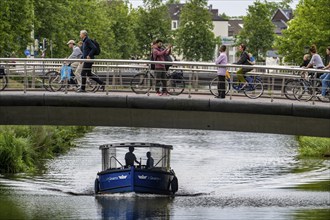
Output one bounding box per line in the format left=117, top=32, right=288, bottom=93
left=150, top=53, right=155, bottom=70
left=165, top=54, right=173, bottom=71
left=0, top=65, right=5, bottom=76
left=91, top=39, right=100, bottom=56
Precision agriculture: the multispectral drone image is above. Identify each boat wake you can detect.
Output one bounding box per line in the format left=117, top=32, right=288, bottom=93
left=41, top=187, right=94, bottom=196
left=42, top=187, right=210, bottom=197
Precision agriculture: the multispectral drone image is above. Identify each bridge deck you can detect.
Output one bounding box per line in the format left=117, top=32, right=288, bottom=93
left=1, top=91, right=329, bottom=137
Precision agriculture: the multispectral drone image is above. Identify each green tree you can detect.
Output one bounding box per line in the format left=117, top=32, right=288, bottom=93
left=33, top=0, right=71, bottom=58
left=103, top=0, right=137, bottom=59
left=0, top=0, right=34, bottom=57
left=132, top=0, right=172, bottom=58
left=175, top=0, right=217, bottom=61
left=276, top=0, right=330, bottom=64
left=166, top=0, right=181, bottom=4
left=266, top=0, right=293, bottom=15
left=219, top=12, right=230, bottom=20
left=237, top=0, right=275, bottom=61
left=33, top=0, right=111, bottom=58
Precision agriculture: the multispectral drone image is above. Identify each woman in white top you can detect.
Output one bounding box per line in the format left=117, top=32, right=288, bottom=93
left=305, top=45, right=324, bottom=71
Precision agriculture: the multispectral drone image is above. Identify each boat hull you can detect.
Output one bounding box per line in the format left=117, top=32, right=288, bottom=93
left=96, top=167, right=177, bottom=195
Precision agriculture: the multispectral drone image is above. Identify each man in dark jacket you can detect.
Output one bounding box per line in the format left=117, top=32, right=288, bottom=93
left=233, top=44, right=253, bottom=89
left=77, top=30, right=104, bottom=92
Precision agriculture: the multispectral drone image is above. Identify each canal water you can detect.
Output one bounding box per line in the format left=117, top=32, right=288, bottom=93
left=0, top=127, right=329, bottom=219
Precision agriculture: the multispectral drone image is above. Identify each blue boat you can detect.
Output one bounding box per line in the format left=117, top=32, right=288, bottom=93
left=94, top=143, right=178, bottom=195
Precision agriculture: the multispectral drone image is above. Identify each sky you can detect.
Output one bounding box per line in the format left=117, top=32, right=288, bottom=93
left=129, top=0, right=299, bottom=17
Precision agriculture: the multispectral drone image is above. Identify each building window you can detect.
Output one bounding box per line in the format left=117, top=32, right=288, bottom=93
left=172, top=21, right=178, bottom=30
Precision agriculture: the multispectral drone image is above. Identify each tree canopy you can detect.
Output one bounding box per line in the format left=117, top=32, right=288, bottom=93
left=236, top=0, right=276, bottom=61
left=276, top=0, right=330, bottom=64
left=0, top=0, right=34, bottom=57
left=174, top=0, right=218, bottom=61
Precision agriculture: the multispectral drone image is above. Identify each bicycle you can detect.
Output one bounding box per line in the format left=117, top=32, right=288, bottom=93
left=293, top=74, right=330, bottom=103
left=209, top=72, right=264, bottom=99
left=48, top=65, right=100, bottom=92
left=0, top=65, right=8, bottom=91
left=130, top=70, right=185, bottom=96
left=283, top=70, right=315, bottom=100
left=283, top=78, right=304, bottom=100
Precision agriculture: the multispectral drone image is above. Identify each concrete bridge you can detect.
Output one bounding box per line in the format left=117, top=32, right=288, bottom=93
left=0, top=92, right=329, bottom=137
left=1, top=58, right=329, bottom=137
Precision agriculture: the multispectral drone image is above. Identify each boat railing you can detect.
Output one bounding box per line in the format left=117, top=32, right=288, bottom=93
left=109, top=156, right=124, bottom=169
left=154, top=155, right=167, bottom=167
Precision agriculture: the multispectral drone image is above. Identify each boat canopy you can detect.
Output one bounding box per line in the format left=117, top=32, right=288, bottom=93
left=99, top=143, right=173, bottom=171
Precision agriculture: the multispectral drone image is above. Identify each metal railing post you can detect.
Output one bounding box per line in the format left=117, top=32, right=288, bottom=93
left=24, top=61, right=28, bottom=93
left=188, top=72, right=192, bottom=98
left=229, top=70, right=233, bottom=100
left=106, top=64, right=110, bottom=95
left=271, top=77, right=275, bottom=102
left=112, top=66, right=117, bottom=89
left=281, top=78, right=285, bottom=97
left=32, top=65, right=36, bottom=89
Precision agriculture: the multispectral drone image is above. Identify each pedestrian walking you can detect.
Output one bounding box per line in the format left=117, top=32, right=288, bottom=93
left=77, top=30, right=104, bottom=93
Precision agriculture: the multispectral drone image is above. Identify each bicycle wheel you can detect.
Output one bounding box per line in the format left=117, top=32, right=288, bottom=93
left=0, top=74, right=8, bottom=91
left=49, top=72, right=64, bottom=92
left=284, top=79, right=301, bottom=100
left=130, top=72, right=153, bottom=94
left=167, top=77, right=185, bottom=96
left=43, top=71, right=59, bottom=92
left=244, top=78, right=263, bottom=99
left=209, top=77, right=230, bottom=96
left=292, top=81, right=313, bottom=101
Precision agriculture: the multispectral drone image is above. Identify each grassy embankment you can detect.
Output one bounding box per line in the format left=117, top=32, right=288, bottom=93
left=0, top=126, right=93, bottom=173
left=297, top=136, right=330, bottom=158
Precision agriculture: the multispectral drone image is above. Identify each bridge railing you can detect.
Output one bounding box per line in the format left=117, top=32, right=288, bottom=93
left=0, top=58, right=329, bottom=103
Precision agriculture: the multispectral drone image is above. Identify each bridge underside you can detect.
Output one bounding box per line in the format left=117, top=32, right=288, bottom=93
left=0, top=93, right=329, bottom=137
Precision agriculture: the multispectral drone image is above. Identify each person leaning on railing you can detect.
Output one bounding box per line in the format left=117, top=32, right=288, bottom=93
left=233, top=43, right=253, bottom=90
left=215, top=45, right=228, bottom=99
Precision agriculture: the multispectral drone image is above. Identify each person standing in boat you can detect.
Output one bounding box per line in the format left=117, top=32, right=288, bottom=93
left=125, top=146, right=141, bottom=166
left=146, top=151, right=154, bottom=169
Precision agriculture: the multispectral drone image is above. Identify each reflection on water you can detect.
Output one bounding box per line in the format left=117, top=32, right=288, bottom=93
left=96, top=194, right=172, bottom=219
left=292, top=209, right=330, bottom=220
left=0, top=127, right=329, bottom=219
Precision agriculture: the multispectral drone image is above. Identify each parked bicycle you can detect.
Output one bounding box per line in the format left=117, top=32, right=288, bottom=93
left=48, top=65, right=100, bottom=92
left=0, top=65, right=8, bottom=91
left=209, top=72, right=264, bottom=99
left=130, top=70, right=185, bottom=96
left=283, top=70, right=313, bottom=100
left=292, top=74, right=330, bottom=103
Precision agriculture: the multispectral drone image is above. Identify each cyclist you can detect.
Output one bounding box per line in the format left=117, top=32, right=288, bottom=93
left=319, top=46, right=330, bottom=99
left=304, top=45, right=324, bottom=77
left=66, top=40, right=83, bottom=86
left=233, top=44, right=253, bottom=90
